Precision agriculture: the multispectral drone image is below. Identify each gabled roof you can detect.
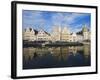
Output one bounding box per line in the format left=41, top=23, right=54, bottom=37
left=34, top=29, right=38, bottom=35
left=44, top=31, right=51, bottom=36
left=25, top=27, right=51, bottom=36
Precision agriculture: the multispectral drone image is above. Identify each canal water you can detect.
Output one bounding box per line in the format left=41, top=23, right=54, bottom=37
left=23, top=45, right=91, bottom=69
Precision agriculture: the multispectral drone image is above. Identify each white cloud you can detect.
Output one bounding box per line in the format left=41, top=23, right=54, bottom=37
left=23, top=10, right=90, bottom=33
left=51, top=12, right=90, bottom=32
left=70, top=24, right=83, bottom=32
left=51, top=12, right=89, bottom=26
left=52, top=13, right=64, bottom=25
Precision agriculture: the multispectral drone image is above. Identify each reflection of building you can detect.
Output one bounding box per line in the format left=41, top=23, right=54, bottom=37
left=23, top=47, right=36, bottom=61
left=68, top=46, right=78, bottom=54
left=23, top=24, right=90, bottom=42
left=23, top=45, right=90, bottom=61
left=83, top=44, right=90, bottom=57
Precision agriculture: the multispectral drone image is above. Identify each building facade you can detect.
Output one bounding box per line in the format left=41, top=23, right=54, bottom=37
left=23, top=24, right=90, bottom=42
left=51, top=26, right=61, bottom=41
left=61, top=27, right=70, bottom=42
left=23, top=27, right=51, bottom=41
left=37, top=29, right=51, bottom=41
left=82, top=25, right=90, bottom=40
left=23, top=28, right=37, bottom=41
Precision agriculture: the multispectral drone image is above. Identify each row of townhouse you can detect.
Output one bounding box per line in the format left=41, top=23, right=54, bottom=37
left=23, top=25, right=90, bottom=42
left=23, top=28, right=51, bottom=41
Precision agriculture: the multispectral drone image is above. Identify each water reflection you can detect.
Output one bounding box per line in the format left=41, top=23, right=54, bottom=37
left=23, top=44, right=90, bottom=69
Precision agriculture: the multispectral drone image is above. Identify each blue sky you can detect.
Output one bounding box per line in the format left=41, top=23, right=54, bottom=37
left=22, top=10, right=91, bottom=33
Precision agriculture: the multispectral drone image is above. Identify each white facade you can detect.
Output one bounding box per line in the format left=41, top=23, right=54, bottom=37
left=23, top=28, right=36, bottom=41
left=69, top=33, right=78, bottom=42
left=61, top=27, right=70, bottom=41
left=83, top=32, right=89, bottom=40
left=37, top=29, right=51, bottom=41
left=62, top=27, right=70, bottom=34
left=51, top=26, right=71, bottom=42
left=51, top=26, right=61, bottom=41
left=23, top=27, right=51, bottom=41
left=77, top=35, right=83, bottom=42
left=82, top=25, right=90, bottom=40
left=23, top=25, right=90, bottom=42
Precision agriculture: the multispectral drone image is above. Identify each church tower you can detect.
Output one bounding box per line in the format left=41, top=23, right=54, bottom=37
left=51, top=25, right=61, bottom=41
left=82, top=24, right=89, bottom=40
